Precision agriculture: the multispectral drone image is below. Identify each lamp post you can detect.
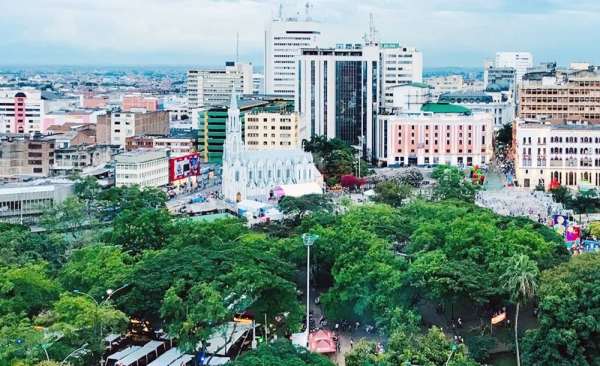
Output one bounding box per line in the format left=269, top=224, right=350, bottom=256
left=445, top=344, right=458, bottom=366
left=61, top=343, right=89, bottom=364
left=72, top=284, right=129, bottom=339
left=302, top=233, right=318, bottom=348
left=41, top=344, right=50, bottom=361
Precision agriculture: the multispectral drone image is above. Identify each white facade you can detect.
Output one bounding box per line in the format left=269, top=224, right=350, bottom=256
left=222, top=92, right=321, bottom=202
left=376, top=112, right=493, bottom=166
left=187, top=62, right=253, bottom=110
left=495, top=52, right=533, bottom=82
left=0, top=90, right=46, bottom=133
left=379, top=44, right=423, bottom=108
left=391, top=84, right=433, bottom=112
left=115, top=149, right=169, bottom=188
left=264, top=17, right=321, bottom=95
left=252, top=73, right=265, bottom=94
left=515, top=119, right=600, bottom=190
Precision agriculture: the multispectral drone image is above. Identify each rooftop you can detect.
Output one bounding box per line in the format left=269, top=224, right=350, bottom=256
left=420, top=102, right=472, bottom=115
left=440, top=90, right=489, bottom=98
left=390, top=82, right=432, bottom=89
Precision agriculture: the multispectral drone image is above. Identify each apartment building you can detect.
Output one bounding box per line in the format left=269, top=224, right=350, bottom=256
left=187, top=62, right=253, bottom=110
left=96, top=111, right=170, bottom=147
left=122, top=94, right=160, bottom=111
left=519, top=68, right=600, bottom=120
left=244, top=111, right=299, bottom=150
left=51, top=144, right=114, bottom=177
left=0, top=137, right=55, bottom=179
left=115, top=149, right=170, bottom=188
left=515, top=118, right=600, bottom=189
left=125, top=131, right=197, bottom=158
left=0, top=90, right=46, bottom=133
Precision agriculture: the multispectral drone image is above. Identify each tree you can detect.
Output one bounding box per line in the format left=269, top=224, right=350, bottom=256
left=0, top=262, right=61, bottom=318
left=344, top=339, right=383, bottom=366
left=0, top=314, right=45, bottom=365
left=227, top=340, right=334, bottom=366
left=522, top=254, right=600, bottom=365
left=40, top=196, right=90, bottom=238
left=589, top=221, right=600, bottom=239
left=549, top=185, right=572, bottom=207
left=374, top=182, right=413, bottom=207
left=340, top=175, right=365, bottom=190
left=571, top=190, right=600, bottom=222
left=279, top=194, right=334, bottom=225
left=68, top=174, right=101, bottom=213
left=43, top=294, right=129, bottom=364
left=496, top=123, right=513, bottom=146
left=430, top=165, right=479, bottom=202
left=394, top=168, right=424, bottom=188
left=500, top=254, right=539, bottom=366
left=58, top=245, right=132, bottom=301
left=106, top=208, right=174, bottom=254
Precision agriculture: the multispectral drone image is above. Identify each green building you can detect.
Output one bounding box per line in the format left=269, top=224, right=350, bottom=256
left=198, top=97, right=294, bottom=163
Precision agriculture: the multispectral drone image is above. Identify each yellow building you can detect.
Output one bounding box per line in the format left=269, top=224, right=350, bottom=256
left=244, top=111, right=299, bottom=150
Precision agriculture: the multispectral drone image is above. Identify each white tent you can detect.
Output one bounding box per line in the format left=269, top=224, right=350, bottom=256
left=237, top=200, right=273, bottom=216
left=201, top=322, right=253, bottom=356
left=363, top=189, right=376, bottom=197
left=274, top=183, right=322, bottom=198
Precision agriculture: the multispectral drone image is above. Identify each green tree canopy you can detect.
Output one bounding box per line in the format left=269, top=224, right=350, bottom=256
left=522, top=253, right=600, bottom=365
left=374, top=182, right=413, bottom=207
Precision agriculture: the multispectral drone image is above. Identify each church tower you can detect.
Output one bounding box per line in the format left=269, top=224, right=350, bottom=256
left=223, top=90, right=244, bottom=161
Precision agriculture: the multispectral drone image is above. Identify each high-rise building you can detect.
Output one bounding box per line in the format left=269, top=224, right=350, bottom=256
left=244, top=110, right=299, bottom=150
left=0, top=90, right=46, bottom=134
left=264, top=6, right=321, bottom=95
left=187, top=62, right=253, bottom=110
left=295, top=42, right=422, bottom=158
left=495, top=52, right=533, bottom=82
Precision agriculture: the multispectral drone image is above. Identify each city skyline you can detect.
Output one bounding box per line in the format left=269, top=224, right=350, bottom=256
left=1, top=0, right=599, bottom=67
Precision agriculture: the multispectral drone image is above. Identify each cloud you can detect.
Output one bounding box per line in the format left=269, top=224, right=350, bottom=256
left=0, top=0, right=598, bottom=66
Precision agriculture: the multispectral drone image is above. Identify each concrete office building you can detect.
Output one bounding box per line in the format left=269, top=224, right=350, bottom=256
left=96, top=111, right=170, bottom=147
left=484, top=66, right=517, bottom=101
left=424, top=75, right=463, bottom=98
left=244, top=110, right=299, bottom=150
left=51, top=144, right=114, bottom=177
left=264, top=6, right=321, bottom=95
left=115, top=149, right=170, bottom=188
left=187, top=62, right=253, bottom=110
left=519, top=65, right=600, bottom=120
left=122, top=94, right=160, bottom=111
left=0, top=90, right=46, bottom=133
left=495, top=52, right=533, bottom=82
left=0, top=183, right=74, bottom=225
left=515, top=117, right=600, bottom=189
left=296, top=42, right=422, bottom=157
left=125, top=131, right=198, bottom=158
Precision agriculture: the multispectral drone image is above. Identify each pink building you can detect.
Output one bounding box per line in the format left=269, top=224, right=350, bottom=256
left=122, top=95, right=159, bottom=111
left=42, top=111, right=97, bottom=133
left=377, top=105, right=493, bottom=167
left=83, top=97, right=109, bottom=109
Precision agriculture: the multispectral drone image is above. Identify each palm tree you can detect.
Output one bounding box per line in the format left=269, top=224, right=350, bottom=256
left=500, top=254, right=539, bottom=366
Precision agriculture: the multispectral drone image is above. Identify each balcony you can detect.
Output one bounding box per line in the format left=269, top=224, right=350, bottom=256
left=549, top=160, right=563, bottom=167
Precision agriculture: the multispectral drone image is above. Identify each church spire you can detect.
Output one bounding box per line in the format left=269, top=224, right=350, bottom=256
left=224, top=88, right=243, bottom=161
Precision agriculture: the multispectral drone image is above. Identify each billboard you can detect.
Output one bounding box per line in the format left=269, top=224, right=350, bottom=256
left=170, top=153, right=201, bottom=181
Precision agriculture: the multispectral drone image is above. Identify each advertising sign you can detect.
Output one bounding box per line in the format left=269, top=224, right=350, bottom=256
left=170, top=153, right=201, bottom=181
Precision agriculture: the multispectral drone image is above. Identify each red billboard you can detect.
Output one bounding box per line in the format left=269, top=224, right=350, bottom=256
left=169, top=153, right=201, bottom=181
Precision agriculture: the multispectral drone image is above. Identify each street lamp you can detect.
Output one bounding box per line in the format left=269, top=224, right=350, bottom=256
left=41, top=344, right=49, bottom=361
left=73, top=284, right=129, bottom=339
left=445, top=344, right=458, bottom=366
left=302, top=233, right=318, bottom=348
left=61, top=343, right=89, bottom=364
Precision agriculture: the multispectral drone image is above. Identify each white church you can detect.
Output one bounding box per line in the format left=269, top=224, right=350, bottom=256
left=221, top=91, right=322, bottom=202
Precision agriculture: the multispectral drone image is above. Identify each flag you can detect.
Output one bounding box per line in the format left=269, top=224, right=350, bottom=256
left=491, top=312, right=507, bottom=324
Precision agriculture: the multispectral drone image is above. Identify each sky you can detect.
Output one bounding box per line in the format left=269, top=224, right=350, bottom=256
left=0, top=0, right=599, bottom=68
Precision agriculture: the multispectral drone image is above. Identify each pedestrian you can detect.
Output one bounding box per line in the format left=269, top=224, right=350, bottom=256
left=457, top=317, right=462, bottom=328
left=348, top=324, right=352, bottom=333
left=356, top=321, right=360, bottom=330
left=350, top=338, right=354, bottom=349
left=335, top=322, right=339, bottom=331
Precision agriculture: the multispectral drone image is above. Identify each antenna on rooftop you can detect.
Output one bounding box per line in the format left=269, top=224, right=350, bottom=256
left=236, top=33, right=240, bottom=62
left=305, top=2, right=313, bottom=21
left=367, top=13, right=379, bottom=44
left=278, top=4, right=283, bottom=19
